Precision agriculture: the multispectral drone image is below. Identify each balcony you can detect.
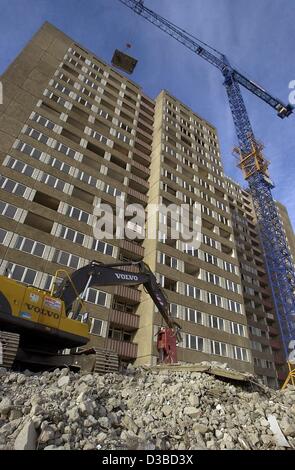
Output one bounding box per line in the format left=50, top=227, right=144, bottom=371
left=113, top=284, right=141, bottom=303
left=128, top=173, right=149, bottom=192
left=106, top=338, right=138, bottom=359
left=119, top=239, right=144, bottom=258
left=109, top=309, right=140, bottom=330
left=127, top=186, right=148, bottom=204
left=131, top=159, right=150, bottom=178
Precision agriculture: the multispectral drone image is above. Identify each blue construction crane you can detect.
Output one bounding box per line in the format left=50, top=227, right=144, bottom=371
left=117, top=0, right=295, bottom=374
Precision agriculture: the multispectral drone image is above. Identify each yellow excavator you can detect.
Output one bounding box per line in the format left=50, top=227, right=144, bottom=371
left=0, top=261, right=180, bottom=373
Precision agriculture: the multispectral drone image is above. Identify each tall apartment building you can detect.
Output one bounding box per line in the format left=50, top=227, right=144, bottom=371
left=135, top=90, right=253, bottom=374
left=0, top=23, right=294, bottom=382
left=226, top=178, right=295, bottom=387
left=0, top=22, right=154, bottom=364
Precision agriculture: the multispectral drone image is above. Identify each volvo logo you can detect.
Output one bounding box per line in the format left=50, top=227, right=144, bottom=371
left=114, top=273, right=139, bottom=281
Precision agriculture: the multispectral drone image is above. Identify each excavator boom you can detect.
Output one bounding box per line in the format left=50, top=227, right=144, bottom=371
left=54, top=260, right=181, bottom=363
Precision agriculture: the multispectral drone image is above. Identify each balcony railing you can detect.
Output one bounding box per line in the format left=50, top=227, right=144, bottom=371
left=113, top=284, right=141, bottom=303
left=106, top=338, right=138, bottom=359
left=109, top=309, right=140, bottom=330
left=119, top=239, right=144, bottom=258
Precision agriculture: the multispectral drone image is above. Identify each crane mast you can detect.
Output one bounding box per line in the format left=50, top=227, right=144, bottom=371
left=117, top=0, right=295, bottom=362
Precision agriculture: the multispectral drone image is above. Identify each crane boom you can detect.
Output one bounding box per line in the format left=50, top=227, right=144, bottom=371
left=117, top=0, right=295, bottom=368
left=118, top=0, right=293, bottom=118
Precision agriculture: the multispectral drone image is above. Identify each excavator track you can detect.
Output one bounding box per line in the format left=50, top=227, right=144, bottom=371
left=0, top=331, right=20, bottom=369
left=94, top=348, right=119, bottom=374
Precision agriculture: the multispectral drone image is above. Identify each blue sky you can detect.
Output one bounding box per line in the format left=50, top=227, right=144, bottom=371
left=0, top=0, right=294, bottom=227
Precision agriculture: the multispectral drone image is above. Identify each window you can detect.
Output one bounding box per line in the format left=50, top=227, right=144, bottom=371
left=14, top=236, right=45, bottom=258
left=32, top=113, right=55, bottom=130
left=231, top=322, right=246, bottom=336
left=59, top=226, right=85, bottom=245
left=85, top=288, right=107, bottom=307
left=54, top=142, right=76, bottom=159
left=226, top=279, right=240, bottom=294
left=92, top=239, right=114, bottom=256
left=170, top=303, right=179, bottom=318
left=0, top=176, right=27, bottom=197
left=233, top=346, right=249, bottom=362
left=41, top=173, right=66, bottom=192
left=0, top=228, right=8, bottom=244
left=185, top=284, right=200, bottom=300
left=52, top=249, right=80, bottom=269
left=44, top=90, right=67, bottom=107
left=224, top=261, right=237, bottom=275
left=5, top=157, right=34, bottom=177
left=228, top=300, right=242, bottom=314
left=54, top=81, right=71, bottom=96
left=204, top=252, right=218, bottom=266
left=159, top=253, right=178, bottom=270
left=90, top=129, right=108, bottom=145
left=251, top=341, right=262, bottom=352
left=24, top=126, right=49, bottom=145
left=184, top=308, right=203, bottom=325
left=5, top=262, right=37, bottom=285
left=185, top=334, right=204, bottom=351
left=43, top=274, right=53, bottom=291
left=183, top=244, right=198, bottom=257
left=207, top=292, right=222, bottom=307
left=84, top=77, right=99, bottom=91
left=115, top=131, right=130, bottom=144
left=76, top=169, right=97, bottom=187
left=90, top=318, right=103, bottom=336
left=0, top=200, right=18, bottom=219
left=203, top=234, right=216, bottom=249
left=66, top=205, right=91, bottom=224
left=16, top=141, right=42, bottom=160
left=104, top=184, right=121, bottom=197
left=48, top=157, right=71, bottom=174
left=249, top=326, right=262, bottom=337
left=208, top=315, right=224, bottom=331
left=210, top=340, right=227, bottom=357
left=206, top=271, right=221, bottom=286
left=118, top=121, right=132, bottom=134
left=98, top=109, right=110, bottom=120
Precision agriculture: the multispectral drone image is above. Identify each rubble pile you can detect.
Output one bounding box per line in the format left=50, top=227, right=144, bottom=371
left=0, top=364, right=294, bottom=450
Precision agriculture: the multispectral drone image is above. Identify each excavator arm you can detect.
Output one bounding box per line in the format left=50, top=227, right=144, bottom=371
left=53, top=260, right=181, bottom=364
left=53, top=260, right=179, bottom=332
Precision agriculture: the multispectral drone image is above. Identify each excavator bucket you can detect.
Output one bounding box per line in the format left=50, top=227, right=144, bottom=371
left=111, top=49, right=138, bottom=74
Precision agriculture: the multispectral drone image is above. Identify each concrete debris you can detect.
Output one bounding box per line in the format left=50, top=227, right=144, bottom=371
left=0, top=364, right=295, bottom=450
left=13, top=420, right=37, bottom=450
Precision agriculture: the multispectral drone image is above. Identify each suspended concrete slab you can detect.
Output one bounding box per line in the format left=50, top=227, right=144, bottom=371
left=111, top=49, right=138, bottom=74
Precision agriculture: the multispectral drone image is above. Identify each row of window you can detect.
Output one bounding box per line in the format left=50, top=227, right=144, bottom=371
left=4, top=153, right=121, bottom=200
left=170, top=303, right=247, bottom=336
left=182, top=243, right=238, bottom=275
left=173, top=149, right=224, bottom=191
left=181, top=333, right=250, bottom=362
left=253, top=357, right=274, bottom=370
left=157, top=274, right=243, bottom=314
left=158, top=252, right=240, bottom=294
left=0, top=229, right=115, bottom=269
